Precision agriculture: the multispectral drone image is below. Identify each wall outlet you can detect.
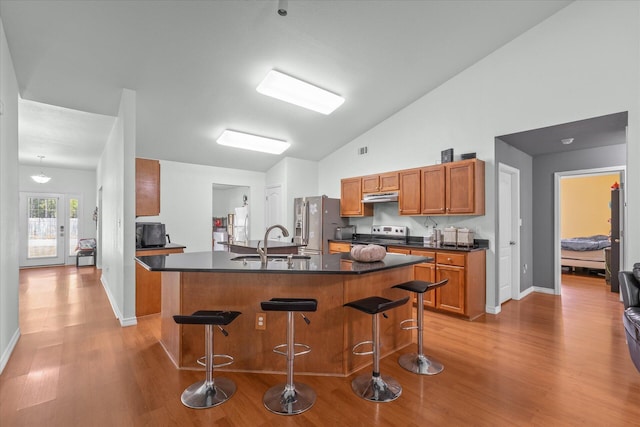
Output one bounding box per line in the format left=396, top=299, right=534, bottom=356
left=255, top=312, right=266, bottom=330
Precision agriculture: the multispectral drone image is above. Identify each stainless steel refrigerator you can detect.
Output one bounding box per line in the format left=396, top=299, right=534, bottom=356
left=293, top=196, right=345, bottom=255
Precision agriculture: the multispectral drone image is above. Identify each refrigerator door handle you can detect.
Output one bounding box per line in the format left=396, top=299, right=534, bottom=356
left=301, top=201, right=309, bottom=245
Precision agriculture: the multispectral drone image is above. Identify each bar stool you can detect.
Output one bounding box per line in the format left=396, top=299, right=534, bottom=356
left=260, top=298, right=318, bottom=415
left=172, top=310, right=241, bottom=409
left=344, top=295, right=409, bottom=402
left=393, top=279, right=449, bottom=375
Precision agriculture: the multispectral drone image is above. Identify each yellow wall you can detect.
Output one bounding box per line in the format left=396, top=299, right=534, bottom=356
left=560, top=174, right=618, bottom=239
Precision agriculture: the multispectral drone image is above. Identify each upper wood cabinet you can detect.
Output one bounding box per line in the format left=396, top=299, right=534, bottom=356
left=136, top=158, right=160, bottom=217
left=362, top=172, right=399, bottom=193
left=340, top=177, right=373, bottom=217
left=422, top=159, right=485, bottom=216
left=398, top=168, right=421, bottom=216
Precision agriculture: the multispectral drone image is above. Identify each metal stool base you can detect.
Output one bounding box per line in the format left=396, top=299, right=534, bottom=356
left=180, top=377, right=236, bottom=409
left=263, top=382, right=316, bottom=415
left=351, top=374, right=402, bottom=402
left=398, top=353, right=443, bottom=375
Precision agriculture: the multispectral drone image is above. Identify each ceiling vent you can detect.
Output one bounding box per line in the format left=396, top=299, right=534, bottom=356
left=358, top=146, right=368, bottom=155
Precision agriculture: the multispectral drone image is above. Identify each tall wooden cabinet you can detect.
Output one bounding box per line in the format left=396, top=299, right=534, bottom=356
left=398, top=168, right=421, bottom=215
left=136, top=158, right=161, bottom=217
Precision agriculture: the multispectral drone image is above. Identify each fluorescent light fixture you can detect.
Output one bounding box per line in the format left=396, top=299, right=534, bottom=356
left=256, top=70, right=345, bottom=115
left=216, top=130, right=290, bottom=155
left=31, top=155, right=52, bottom=183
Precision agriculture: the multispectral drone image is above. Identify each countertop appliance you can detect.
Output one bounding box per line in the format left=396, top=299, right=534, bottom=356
left=335, top=225, right=355, bottom=240
left=294, top=196, right=345, bottom=255
left=136, top=222, right=167, bottom=248
left=351, top=225, right=408, bottom=248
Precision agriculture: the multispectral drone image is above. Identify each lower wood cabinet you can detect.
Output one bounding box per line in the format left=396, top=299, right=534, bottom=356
left=135, top=246, right=185, bottom=316
left=388, top=246, right=486, bottom=320
left=328, top=241, right=352, bottom=254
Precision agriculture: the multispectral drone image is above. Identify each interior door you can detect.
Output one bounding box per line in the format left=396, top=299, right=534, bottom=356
left=498, top=164, right=520, bottom=304
left=20, top=192, right=66, bottom=267
left=264, top=185, right=283, bottom=241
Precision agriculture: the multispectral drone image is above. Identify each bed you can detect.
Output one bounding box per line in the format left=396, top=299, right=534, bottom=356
left=561, top=235, right=610, bottom=270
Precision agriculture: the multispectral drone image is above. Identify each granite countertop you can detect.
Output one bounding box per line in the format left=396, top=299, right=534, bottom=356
left=135, top=250, right=430, bottom=275
left=135, top=243, right=187, bottom=252
left=329, top=236, right=489, bottom=252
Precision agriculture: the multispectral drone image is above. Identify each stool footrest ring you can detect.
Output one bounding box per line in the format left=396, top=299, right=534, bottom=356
left=399, top=318, right=418, bottom=331
left=197, top=354, right=235, bottom=369
left=273, top=342, right=311, bottom=357
left=352, top=340, right=374, bottom=356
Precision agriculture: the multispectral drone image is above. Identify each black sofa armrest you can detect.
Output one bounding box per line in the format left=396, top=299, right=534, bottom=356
left=620, top=271, right=640, bottom=309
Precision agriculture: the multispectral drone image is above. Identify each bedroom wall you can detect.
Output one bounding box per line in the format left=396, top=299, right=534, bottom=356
left=533, top=144, right=626, bottom=289
left=560, top=173, right=619, bottom=239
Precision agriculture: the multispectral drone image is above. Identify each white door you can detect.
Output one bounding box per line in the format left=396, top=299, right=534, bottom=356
left=498, top=164, right=520, bottom=304
left=264, top=185, right=283, bottom=241
left=19, top=192, right=83, bottom=267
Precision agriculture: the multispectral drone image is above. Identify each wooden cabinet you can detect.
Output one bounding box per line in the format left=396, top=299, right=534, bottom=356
left=422, top=159, right=484, bottom=216
left=388, top=245, right=486, bottom=320
left=340, top=177, right=373, bottom=217
left=398, top=168, right=421, bottom=216
left=135, top=245, right=184, bottom=316
left=329, top=241, right=352, bottom=254
left=362, top=172, right=399, bottom=193
left=136, top=158, right=160, bottom=217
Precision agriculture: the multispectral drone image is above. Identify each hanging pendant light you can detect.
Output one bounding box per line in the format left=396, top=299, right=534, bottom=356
left=31, top=155, right=52, bottom=184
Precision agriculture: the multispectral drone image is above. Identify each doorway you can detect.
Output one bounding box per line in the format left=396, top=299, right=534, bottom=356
left=553, top=167, right=625, bottom=294
left=19, top=192, right=83, bottom=267
left=264, top=185, right=283, bottom=240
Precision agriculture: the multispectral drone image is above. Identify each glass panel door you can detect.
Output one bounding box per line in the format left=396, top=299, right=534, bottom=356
left=20, top=193, right=66, bottom=267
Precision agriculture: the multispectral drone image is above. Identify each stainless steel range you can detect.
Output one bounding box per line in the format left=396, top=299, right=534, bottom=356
left=352, top=225, right=408, bottom=247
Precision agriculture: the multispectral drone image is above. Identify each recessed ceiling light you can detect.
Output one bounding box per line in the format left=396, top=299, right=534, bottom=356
left=256, top=70, right=345, bottom=115
left=216, top=130, right=290, bottom=155
left=561, top=138, right=574, bottom=145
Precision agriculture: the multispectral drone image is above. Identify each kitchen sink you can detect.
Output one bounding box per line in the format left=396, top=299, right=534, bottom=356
left=230, top=255, right=311, bottom=262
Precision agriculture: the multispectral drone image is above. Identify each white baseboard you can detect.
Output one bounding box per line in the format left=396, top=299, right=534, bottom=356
left=533, top=286, right=557, bottom=295
left=100, top=274, right=137, bottom=327
left=0, top=328, right=21, bottom=375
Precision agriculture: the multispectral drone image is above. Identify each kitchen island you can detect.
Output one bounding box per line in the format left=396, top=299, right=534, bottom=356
left=136, top=251, right=429, bottom=377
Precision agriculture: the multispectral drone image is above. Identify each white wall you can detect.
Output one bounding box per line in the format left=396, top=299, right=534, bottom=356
left=266, top=157, right=318, bottom=233
left=318, top=1, right=640, bottom=311
left=145, top=160, right=266, bottom=252
left=0, top=17, right=20, bottom=374
left=97, top=89, right=136, bottom=326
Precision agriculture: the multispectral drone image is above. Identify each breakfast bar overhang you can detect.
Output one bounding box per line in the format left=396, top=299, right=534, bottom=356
left=136, top=251, right=430, bottom=377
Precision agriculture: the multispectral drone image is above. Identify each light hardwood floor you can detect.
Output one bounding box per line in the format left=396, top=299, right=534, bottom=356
left=1, top=266, right=639, bottom=426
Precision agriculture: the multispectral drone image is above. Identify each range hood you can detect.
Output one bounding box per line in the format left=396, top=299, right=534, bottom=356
left=362, top=191, right=399, bottom=203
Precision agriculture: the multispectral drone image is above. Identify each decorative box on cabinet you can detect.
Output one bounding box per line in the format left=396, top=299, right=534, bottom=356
left=136, top=158, right=161, bottom=217
left=340, top=177, right=373, bottom=217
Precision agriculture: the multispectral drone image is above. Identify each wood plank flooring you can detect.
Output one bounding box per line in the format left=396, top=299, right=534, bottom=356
left=1, top=266, right=639, bottom=426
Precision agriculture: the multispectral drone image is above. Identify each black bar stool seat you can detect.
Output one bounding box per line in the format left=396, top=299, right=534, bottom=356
left=392, top=279, right=448, bottom=375
left=344, top=295, right=409, bottom=403
left=172, top=310, right=241, bottom=409
left=260, top=298, right=317, bottom=416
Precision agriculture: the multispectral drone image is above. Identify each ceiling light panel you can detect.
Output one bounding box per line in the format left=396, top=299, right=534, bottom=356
left=256, top=70, right=345, bottom=115
left=216, top=130, right=290, bottom=155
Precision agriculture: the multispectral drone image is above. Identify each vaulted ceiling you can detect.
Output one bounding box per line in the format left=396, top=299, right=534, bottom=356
left=2, top=1, right=575, bottom=171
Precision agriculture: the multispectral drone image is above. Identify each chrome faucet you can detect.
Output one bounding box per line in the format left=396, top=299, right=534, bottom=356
left=257, top=224, right=290, bottom=266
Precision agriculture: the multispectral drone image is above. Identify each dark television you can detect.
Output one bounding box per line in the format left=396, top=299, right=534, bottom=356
left=136, top=222, right=166, bottom=248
